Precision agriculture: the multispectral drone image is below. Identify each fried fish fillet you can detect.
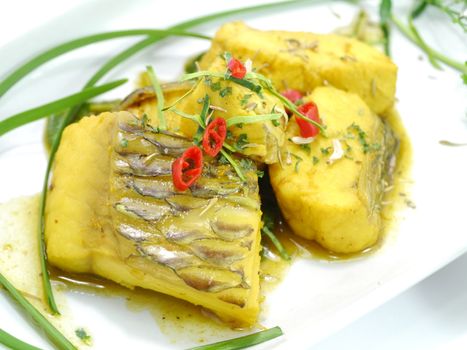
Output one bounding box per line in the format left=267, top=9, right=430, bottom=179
left=45, top=111, right=262, bottom=327
left=269, top=87, right=398, bottom=253
left=200, top=22, right=397, bottom=115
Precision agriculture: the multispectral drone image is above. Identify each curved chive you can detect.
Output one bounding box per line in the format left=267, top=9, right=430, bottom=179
left=0, top=79, right=127, bottom=137
left=391, top=15, right=467, bottom=74
left=226, top=113, right=282, bottom=127
left=0, top=29, right=210, bottom=99
left=146, top=66, right=166, bottom=130
left=0, top=329, right=43, bottom=350
left=188, top=326, right=283, bottom=350
left=0, top=273, right=77, bottom=350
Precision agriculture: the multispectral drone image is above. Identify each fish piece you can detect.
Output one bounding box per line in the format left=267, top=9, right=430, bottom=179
left=200, top=22, right=397, bottom=114
left=45, top=111, right=263, bottom=327
left=269, top=87, right=399, bottom=253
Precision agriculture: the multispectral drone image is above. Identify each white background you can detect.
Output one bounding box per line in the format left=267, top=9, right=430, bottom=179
left=0, top=1, right=466, bottom=349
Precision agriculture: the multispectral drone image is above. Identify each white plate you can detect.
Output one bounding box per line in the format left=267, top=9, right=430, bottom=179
left=1, top=1, right=466, bottom=349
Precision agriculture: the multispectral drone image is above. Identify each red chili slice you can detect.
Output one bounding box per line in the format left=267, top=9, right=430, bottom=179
left=227, top=58, right=247, bottom=79
left=295, top=102, right=321, bottom=138
left=172, top=146, right=203, bottom=191
left=202, top=117, right=227, bottom=157
left=281, top=89, right=303, bottom=104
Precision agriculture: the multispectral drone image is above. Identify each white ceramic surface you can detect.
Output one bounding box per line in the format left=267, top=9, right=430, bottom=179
left=1, top=1, right=466, bottom=349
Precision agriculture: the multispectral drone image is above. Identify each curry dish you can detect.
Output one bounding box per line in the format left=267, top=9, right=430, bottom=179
left=44, top=22, right=407, bottom=328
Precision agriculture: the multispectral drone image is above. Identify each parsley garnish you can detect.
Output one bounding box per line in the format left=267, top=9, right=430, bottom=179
left=120, top=138, right=128, bottom=148
left=312, top=156, right=320, bottom=165
left=320, top=147, right=331, bottom=155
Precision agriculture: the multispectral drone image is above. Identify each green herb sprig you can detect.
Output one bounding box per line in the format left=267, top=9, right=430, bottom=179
left=188, top=326, right=283, bottom=350
left=0, top=272, right=77, bottom=350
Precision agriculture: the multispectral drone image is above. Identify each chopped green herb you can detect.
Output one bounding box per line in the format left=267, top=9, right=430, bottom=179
left=75, top=328, right=92, bottom=346
left=236, top=123, right=244, bottom=129
left=300, top=143, right=311, bottom=154
left=272, top=119, right=280, bottom=126
left=347, top=123, right=381, bottom=154
left=235, top=133, right=249, bottom=150
left=219, top=86, right=233, bottom=97
left=257, top=169, right=265, bottom=178
left=240, top=93, right=253, bottom=106
left=312, top=156, right=320, bottom=165
left=211, top=81, right=222, bottom=92
left=120, top=138, right=128, bottom=148
left=321, top=147, right=332, bottom=155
